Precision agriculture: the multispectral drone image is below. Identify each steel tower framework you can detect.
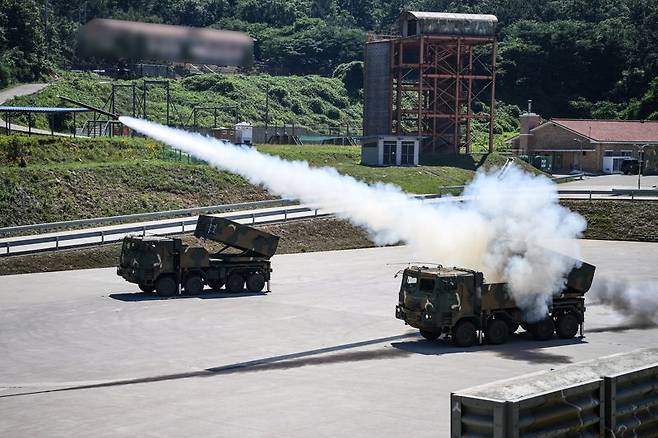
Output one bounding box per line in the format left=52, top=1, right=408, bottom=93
left=390, top=35, right=496, bottom=154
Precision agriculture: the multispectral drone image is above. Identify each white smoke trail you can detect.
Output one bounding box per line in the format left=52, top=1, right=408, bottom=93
left=590, top=278, right=658, bottom=325
left=121, top=117, right=586, bottom=320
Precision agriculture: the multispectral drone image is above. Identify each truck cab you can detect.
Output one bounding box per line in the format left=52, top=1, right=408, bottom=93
left=396, top=266, right=483, bottom=342
left=117, top=236, right=183, bottom=294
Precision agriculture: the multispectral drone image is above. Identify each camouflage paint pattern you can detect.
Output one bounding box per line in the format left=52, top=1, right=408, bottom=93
left=396, top=260, right=595, bottom=333
left=194, top=215, right=279, bottom=259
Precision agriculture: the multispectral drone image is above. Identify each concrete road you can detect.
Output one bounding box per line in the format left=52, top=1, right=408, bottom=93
left=0, top=83, right=77, bottom=137
left=1, top=240, right=657, bottom=437
left=559, top=174, right=658, bottom=190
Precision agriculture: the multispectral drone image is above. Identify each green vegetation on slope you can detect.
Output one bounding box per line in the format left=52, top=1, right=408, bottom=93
left=0, top=159, right=270, bottom=227
left=6, top=72, right=362, bottom=131
left=1, top=134, right=531, bottom=227
left=4, top=0, right=658, bottom=120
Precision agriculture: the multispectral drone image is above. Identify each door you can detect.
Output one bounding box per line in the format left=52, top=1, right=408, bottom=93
left=400, top=141, right=415, bottom=165
left=383, top=141, right=396, bottom=165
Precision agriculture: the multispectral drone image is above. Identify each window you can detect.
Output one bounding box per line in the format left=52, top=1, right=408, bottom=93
left=604, top=150, right=615, bottom=157
left=407, top=19, right=417, bottom=36
left=621, top=150, right=633, bottom=157
left=400, top=141, right=415, bottom=165
left=383, top=141, right=396, bottom=165
left=419, top=278, right=435, bottom=292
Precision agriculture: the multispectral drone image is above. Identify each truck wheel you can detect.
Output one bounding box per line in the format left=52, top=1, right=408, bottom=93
left=183, top=274, right=204, bottom=295
left=225, top=274, right=244, bottom=293
left=246, top=273, right=266, bottom=292
left=452, top=321, right=477, bottom=348
left=556, top=313, right=579, bottom=339
left=485, top=319, right=509, bottom=345
left=530, top=318, right=555, bottom=341
left=420, top=329, right=440, bottom=341
left=156, top=276, right=178, bottom=297
left=138, top=283, right=154, bottom=293
left=208, top=280, right=224, bottom=291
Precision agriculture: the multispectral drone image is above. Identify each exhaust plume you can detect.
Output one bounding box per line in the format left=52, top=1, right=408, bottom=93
left=590, top=278, right=658, bottom=325
left=120, top=117, right=586, bottom=320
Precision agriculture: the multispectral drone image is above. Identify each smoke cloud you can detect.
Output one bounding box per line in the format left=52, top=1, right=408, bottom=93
left=590, top=278, right=658, bottom=325
left=120, top=117, right=586, bottom=320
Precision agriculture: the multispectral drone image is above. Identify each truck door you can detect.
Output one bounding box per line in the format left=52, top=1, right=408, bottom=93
left=438, top=279, right=460, bottom=324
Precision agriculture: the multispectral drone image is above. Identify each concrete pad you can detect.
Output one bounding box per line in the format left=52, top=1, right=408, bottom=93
left=1, top=240, right=658, bottom=437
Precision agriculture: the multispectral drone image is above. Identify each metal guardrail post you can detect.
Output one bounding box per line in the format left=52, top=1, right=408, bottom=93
left=55, top=236, right=59, bottom=249
left=589, top=191, right=592, bottom=201
left=284, top=210, right=288, bottom=221
left=181, top=221, right=185, bottom=232
left=631, top=191, right=635, bottom=200
left=101, top=231, right=105, bottom=244
left=315, top=209, right=318, bottom=216
left=5, top=242, right=9, bottom=255
left=252, top=213, right=255, bottom=224
left=142, top=226, right=146, bottom=236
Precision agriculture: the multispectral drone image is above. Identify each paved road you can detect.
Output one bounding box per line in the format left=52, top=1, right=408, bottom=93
left=1, top=240, right=657, bottom=437
left=0, top=83, right=76, bottom=137
left=559, top=174, right=658, bottom=190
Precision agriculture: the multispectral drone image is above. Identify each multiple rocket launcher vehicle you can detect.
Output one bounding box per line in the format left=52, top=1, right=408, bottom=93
left=118, top=215, right=596, bottom=346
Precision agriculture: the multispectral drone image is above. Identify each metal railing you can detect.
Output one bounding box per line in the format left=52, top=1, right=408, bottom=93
left=0, top=205, right=325, bottom=257
left=436, top=185, right=658, bottom=200
left=0, top=199, right=297, bottom=237
left=0, top=195, right=444, bottom=257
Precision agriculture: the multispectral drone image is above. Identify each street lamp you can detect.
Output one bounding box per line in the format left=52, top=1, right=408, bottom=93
left=638, top=144, right=648, bottom=189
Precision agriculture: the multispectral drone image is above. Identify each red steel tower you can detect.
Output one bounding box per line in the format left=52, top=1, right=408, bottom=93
left=364, top=12, right=497, bottom=155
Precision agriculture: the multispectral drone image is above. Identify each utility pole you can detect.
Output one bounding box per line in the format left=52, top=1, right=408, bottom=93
left=638, top=144, right=647, bottom=189
left=264, top=85, right=270, bottom=142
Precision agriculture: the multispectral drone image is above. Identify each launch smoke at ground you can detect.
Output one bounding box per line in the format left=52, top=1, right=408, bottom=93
left=120, top=117, right=586, bottom=320
left=591, top=278, right=658, bottom=326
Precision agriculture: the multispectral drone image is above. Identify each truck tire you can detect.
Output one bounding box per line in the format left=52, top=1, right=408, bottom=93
left=530, top=318, right=555, bottom=341
left=138, top=283, right=155, bottom=293
left=246, top=273, right=266, bottom=292
left=556, top=313, right=579, bottom=339
left=183, top=274, right=204, bottom=295
left=156, top=276, right=178, bottom=297
left=208, top=280, right=224, bottom=291
left=485, top=319, right=509, bottom=345
left=452, top=320, right=477, bottom=348
left=225, top=274, right=244, bottom=293
left=420, top=329, right=440, bottom=341
left=506, top=321, right=520, bottom=334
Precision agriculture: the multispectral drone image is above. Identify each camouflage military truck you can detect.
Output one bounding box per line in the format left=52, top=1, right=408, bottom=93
left=117, top=215, right=279, bottom=297
left=395, top=260, right=596, bottom=347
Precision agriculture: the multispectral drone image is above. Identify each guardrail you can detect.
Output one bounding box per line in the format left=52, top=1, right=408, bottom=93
left=0, top=206, right=326, bottom=257
left=0, top=194, right=444, bottom=257
left=436, top=186, right=658, bottom=200
left=0, top=198, right=297, bottom=237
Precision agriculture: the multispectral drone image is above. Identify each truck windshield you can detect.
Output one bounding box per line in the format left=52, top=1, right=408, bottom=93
left=403, top=275, right=418, bottom=290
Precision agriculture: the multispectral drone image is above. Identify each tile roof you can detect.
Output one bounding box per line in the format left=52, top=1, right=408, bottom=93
left=552, top=119, right=658, bottom=143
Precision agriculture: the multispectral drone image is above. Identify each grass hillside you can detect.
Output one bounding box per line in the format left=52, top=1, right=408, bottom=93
left=6, top=72, right=362, bottom=132
left=0, top=134, right=525, bottom=227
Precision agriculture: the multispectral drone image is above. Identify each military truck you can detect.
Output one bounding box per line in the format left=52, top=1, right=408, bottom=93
left=117, top=215, right=279, bottom=297
left=395, top=260, right=596, bottom=347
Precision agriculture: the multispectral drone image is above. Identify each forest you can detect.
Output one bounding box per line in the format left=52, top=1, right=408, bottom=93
left=1, top=0, right=657, bottom=119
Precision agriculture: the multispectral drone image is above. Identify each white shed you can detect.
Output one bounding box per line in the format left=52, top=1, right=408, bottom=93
left=361, top=135, right=420, bottom=166
left=235, top=121, right=253, bottom=145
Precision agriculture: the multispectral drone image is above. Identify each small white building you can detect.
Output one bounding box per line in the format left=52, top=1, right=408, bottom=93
left=235, top=121, right=253, bottom=145
left=361, top=135, right=420, bottom=166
